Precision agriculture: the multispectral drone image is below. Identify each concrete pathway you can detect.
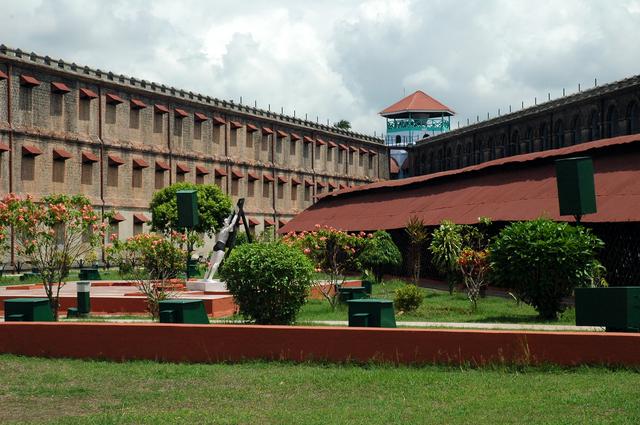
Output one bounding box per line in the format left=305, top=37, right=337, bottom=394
left=295, top=320, right=603, bottom=332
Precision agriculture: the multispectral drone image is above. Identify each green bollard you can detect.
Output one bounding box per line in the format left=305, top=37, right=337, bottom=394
left=77, top=281, right=91, bottom=317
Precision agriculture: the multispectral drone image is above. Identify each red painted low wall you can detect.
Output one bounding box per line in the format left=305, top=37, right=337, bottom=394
left=1, top=322, right=639, bottom=366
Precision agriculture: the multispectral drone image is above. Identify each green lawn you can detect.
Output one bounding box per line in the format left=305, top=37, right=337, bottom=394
left=0, top=355, right=638, bottom=424
left=296, top=279, right=576, bottom=325
left=0, top=270, right=125, bottom=287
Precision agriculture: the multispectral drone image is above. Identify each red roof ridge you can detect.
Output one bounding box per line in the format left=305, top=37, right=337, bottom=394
left=380, top=90, right=454, bottom=116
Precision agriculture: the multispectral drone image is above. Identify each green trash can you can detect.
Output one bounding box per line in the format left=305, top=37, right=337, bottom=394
left=361, top=279, right=373, bottom=295
left=78, top=268, right=101, bottom=281
left=158, top=299, right=209, bottom=324
left=575, top=287, right=640, bottom=332
left=4, top=298, right=54, bottom=322
left=347, top=299, right=396, bottom=328
left=186, top=259, right=200, bottom=278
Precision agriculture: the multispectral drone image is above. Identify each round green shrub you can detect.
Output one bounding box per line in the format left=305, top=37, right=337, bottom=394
left=220, top=242, right=314, bottom=324
left=394, top=284, right=424, bottom=313
left=490, top=218, right=604, bottom=320
left=359, top=230, right=402, bottom=283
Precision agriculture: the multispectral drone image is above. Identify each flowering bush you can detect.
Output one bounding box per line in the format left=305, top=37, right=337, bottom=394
left=0, top=193, right=105, bottom=319
left=282, top=225, right=371, bottom=309
left=457, top=247, right=490, bottom=310
left=106, top=232, right=187, bottom=319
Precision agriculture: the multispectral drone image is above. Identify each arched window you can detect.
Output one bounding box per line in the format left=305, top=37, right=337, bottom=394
left=588, top=110, right=600, bottom=141
left=510, top=130, right=519, bottom=156
left=605, top=105, right=618, bottom=138
left=539, top=123, right=549, bottom=151
left=395, top=135, right=402, bottom=145
left=570, top=115, right=581, bottom=145
left=554, top=120, right=564, bottom=149
left=524, top=127, right=533, bottom=153
left=627, top=102, right=639, bottom=135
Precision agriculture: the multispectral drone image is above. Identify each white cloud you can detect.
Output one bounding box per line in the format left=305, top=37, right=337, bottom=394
left=0, top=0, right=638, bottom=137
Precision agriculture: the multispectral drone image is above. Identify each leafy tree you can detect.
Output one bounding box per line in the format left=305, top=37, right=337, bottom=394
left=107, top=232, right=187, bottom=319
left=405, top=216, right=428, bottom=284
left=0, top=193, right=105, bottom=319
left=490, top=218, right=604, bottom=320
left=429, top=220, right=463, bottom=294
left=333, top=120, right=351, bottom=130
left=149, top=182, right=232, bottom=254
left=220, top=241, right=314, bottom=324
left=359, top=230, right=402, bottom=284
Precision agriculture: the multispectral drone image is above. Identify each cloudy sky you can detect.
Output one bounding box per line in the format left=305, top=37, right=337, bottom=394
left=1, top=0, right=639, bottom=137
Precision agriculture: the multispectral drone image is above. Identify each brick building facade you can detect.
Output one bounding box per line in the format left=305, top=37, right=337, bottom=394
left=408, top=74, right=640, bottom=175
left=0, top=46, right=388, bottom=259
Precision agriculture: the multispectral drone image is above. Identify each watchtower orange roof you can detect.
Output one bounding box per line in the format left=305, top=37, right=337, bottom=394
left=380, top=90, right=454, bottom=117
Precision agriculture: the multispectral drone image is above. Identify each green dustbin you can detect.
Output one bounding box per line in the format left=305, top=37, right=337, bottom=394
left=575, top=287, right=640, bottom=332
left=158, top=299, right=209, bottom=324
left=339, top=286, right=368, bottom=303
left=361, top=279, right=373, bottom=295
left=347, top=299, right=396, bottom=328
left=4, top=298, right=54, bottom=322
left=186, top=259, right=200, bottom=278
left=78, top=268, right=101, bottom=281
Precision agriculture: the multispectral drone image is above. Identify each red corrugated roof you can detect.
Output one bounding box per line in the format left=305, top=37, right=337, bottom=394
left=212, top=116, right=226, bottom=126
left=111, top=212, right=126, bottom=222
left=132, top=158, right=149, bottom=168
left=155, top=160, right=170, bottom=170
left=174, top=108, right=188, bottom=118
left=21, top=145, right=42, bottom=156
left=82, top=151, right=99, bottom=163
left=246, top=124, right=258, bottom=132
left=0, top=143, right=10, bottom=152
left=133, top=213, right=149, bottom=223
left=108, top=154, right=124, bottom=166
left=281, top=134, right=640, bottom=233
left=20, top=75, right=40, bottom=87
left=247, top=171, right=259, bottom=181
left=80, top=88, right=97, bottom=99
left=176, top=163, right=190, bottom=173
left=262, top=127, right=273, bottom=135
left=131, top=99, right=147, bottom=109
left=263, top=173, right=274, bottom=182
left=194, top=112, right=208, bottom=122
left=276, top=130, right=288, bottom=138
left=106, top=93, right=124, bottom=105
left=379, top=90, right=454, bottom=116
left=196, top=165, right=209, bottom=175
left=214, top=167, right=227, bottom=177
left=0, top=70, right=7, bottom=80
left=51, top=82, right=71, bottom=94
left=154, top=104, right=169, bottom=114
left=52, top=148, right=72, bottom=160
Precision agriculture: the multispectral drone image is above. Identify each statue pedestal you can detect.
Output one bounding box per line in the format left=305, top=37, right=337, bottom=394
left=186, top=279, right=228, bottom=293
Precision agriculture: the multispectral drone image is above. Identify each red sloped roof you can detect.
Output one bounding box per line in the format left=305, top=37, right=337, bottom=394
left=280, top=134, right=640, bottom=233
left=379, top=90, right=454, bottom=116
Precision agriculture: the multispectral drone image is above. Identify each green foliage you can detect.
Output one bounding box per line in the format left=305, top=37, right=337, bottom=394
left=333, top=119, right=351, bottom=130
left=394, top=284, right=424, bottom=313
left=490, top=218, right=604, bottom=319
left=149, top=182, right=232, bottom=240
left=429, top=220, right=463, bottom=293
left=220, top=242, right=314, bottom=324
left=359, top=230, right=402, bottom=283
left=233, top=231, right=250, bottom=247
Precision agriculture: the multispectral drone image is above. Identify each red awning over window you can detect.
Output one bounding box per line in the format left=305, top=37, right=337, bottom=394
left=131, top=99, right=147, bottom=109
left=369, top=149, right=378, bottom=156
left=154, top=104, right=169, bottom=114
left=277, top=176, right=288, bottom=184
left=230, top=121, right=242, bottom=129
left=329, top=182, right=338, bottom=189
left=359, top=147, right=368, bottom=154
left=247, top=171, right=259, bottom=181
left=79, top=88, right=98, bottom=99
left=154, top=160, right=169, bottom=171
left=106, top=93, right=124, bottom=105
left=108, top=154, right=125, bottom=166
left=262, top=127, right=273, bottom=135
left=264, top=218, right=275, bottom=226
left=132, top=158, right=149, bottom=169
left=278, top=219, right=288, bottom=227
left=0, top=70, right=7, bottom=80
left=52, top=148, right=72, bottom=160
left=339, top=184, right=347, bottom=190
left=0, top=143, right=10, bottom=152
left=339, top=144, right=348, bottom=151
left=246, top=124, right=258, bottom=132
left=231, top=169, right=244, bottom=179
left=276, top=130, right=288, bottom=139
left=82, top=151, right=99, bottom=163
left=176, top=163, right=190, bottom=174
left=133, top=213, right=149, bottom=223
left=262, top=173, right=274, bottom=182
left=174, top=108, right=188, bottom=118
left=247, top=217, right=259, bottom=226
left=212, top=116, right=226, bottom=126
left=196, top=165, right=210, bottom=175
left=214, top=167, right=228, bottom=177
left=303, top=136, right=314, bottom=144
left=328, top=141, right=337, bottom=149
left=22, top=145, right=43, bottom=156
left=304, top=179, right=313, bottom=187
left=349, top=146, right=358, bottom=152
left=316, top=138, right=326, bottom=146
left=291, top=133, right=301, bottom=141
left=291, top=177, right=301, bottom=186
left=111, top=212, right=126, bottom=223
left=20, top=75, right=40, bottom=87
left=51, top=82, right=71, bottom=94
left=194, top=112, right=208, bottom=122
left=316, top=181, right=327, bottom=188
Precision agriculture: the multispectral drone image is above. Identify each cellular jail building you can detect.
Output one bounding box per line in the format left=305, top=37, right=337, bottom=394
left=0, top=46, right=388, bottom=254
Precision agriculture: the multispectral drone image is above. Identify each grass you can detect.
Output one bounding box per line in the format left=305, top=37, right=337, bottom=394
left=0, top=355, right=638, bottom=424
left=296, top=279, right=576, bottom=325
